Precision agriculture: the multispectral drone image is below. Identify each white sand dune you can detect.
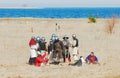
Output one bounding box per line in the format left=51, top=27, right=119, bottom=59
left=0, top=18, right=120, bottom=78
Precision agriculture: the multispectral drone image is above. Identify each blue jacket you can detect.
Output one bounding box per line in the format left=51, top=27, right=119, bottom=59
left=86, top=55, right=98, bottom=62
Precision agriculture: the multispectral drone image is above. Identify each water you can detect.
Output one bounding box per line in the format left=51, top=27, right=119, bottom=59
left=0, top=8, right=120, bottom=18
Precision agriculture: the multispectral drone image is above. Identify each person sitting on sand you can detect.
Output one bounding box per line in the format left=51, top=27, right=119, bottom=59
left=69, top=56, right=84, bottom=66
left=35, top=52, right=49, bottom=67
left=85, top=52, right=100, bottom=65
left=29, top=36, right=37, bottom=65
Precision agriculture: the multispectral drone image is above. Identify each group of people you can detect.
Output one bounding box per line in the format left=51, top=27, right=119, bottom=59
left=28, top=34, right=100, bottom=67
left=29, top=36, right=49, bottom=67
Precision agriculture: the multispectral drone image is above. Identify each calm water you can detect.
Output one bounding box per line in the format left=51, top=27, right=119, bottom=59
left=0, top=8, right=120, bottom=18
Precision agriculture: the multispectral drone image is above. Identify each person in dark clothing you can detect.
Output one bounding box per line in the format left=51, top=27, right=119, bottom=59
left=48, top=34, right=56, bottom=62
left=52, top=36, right=65, bottom=64
left=39, top=40, right=46, bottom=51
left=37, top=37, right=47, bottom=55
left=48, top=34, right=56, bottom=53
left=48, top=40, right=54, bottom=54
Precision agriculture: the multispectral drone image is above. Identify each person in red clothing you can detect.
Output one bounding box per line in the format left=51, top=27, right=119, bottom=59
left=29, top=36, right=36, bottom=47
left=29, top=36, right=37, bottom=65
left=35, top=52, right=49, bottom=67
left=85, top=52, right=100, bottom=65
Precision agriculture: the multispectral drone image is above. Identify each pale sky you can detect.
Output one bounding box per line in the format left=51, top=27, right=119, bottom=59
left=0, top=0, right=120, bottom=7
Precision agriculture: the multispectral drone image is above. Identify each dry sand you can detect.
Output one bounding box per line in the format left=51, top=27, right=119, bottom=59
left=0, top=18, right=120, bottom=78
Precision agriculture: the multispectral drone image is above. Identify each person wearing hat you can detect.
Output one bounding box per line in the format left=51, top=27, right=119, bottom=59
left=62, top=35, right=71, bottom=62
left=72, top=34, right=79, bottom=61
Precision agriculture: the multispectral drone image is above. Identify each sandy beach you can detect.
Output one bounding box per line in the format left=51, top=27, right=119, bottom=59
left=0, top=18, right=120, bottom=78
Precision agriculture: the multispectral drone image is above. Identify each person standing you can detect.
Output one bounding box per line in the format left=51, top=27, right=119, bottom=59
left=72, top=34, right=79, bottom=61
left=48, top=34, right=56, bottom=62
left=38, top=37, right=47, bottom=55
left=53, top=36, right=65, bottom=63
left=62, top=35, right=71, bottom=62
left=29, top=36, right=37, bottom=65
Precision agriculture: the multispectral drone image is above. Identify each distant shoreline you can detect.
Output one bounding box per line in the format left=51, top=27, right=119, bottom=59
left=0, top=6, right=48, bottom=9
left=0, top=7, right=120, bottom=9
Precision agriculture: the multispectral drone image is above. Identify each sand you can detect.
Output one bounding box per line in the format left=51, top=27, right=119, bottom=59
left=0, top=18, right=120, bottom=78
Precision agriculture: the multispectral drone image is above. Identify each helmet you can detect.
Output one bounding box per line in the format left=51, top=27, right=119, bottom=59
left=72, top=34, right=76, bottom=38
left=55, top=36, right=59, bottom=40
left=41, top=37, right=45, bottom=41
left=51, top=34, right=56, bottom=41
left=52, top=36, right=56, bottom=41
left=36, top=36, right=41, bottom=41
left=52, top=33, right=56, bottom=37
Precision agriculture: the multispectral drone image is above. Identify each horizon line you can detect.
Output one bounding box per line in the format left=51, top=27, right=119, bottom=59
left=0, top=6, right=120, bottom=9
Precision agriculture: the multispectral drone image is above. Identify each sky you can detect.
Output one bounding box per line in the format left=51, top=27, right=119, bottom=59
left=0, top=0, right=120, bottom=8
